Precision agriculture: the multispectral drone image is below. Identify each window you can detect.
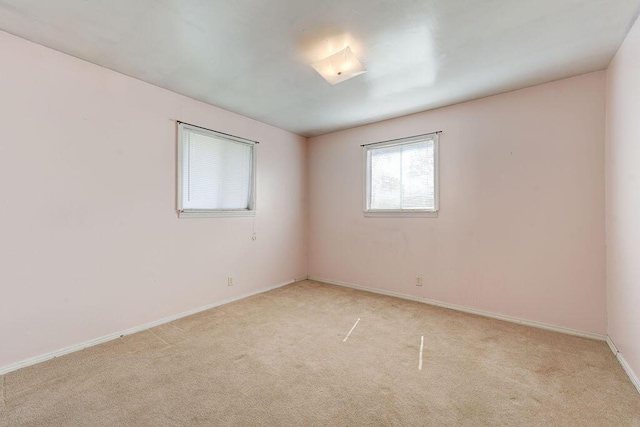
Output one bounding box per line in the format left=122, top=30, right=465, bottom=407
left=364, top=133, right=438, bottom=217
left=177, top=122, right=257, bottom=218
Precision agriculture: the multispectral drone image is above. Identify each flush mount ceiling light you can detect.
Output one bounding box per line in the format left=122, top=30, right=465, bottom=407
left=311, top=46, right=366, bottom=85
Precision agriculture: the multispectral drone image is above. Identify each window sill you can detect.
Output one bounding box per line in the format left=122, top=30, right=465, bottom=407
left=364, top=210, right=438, bottom=218
left=179, top=210, right=256, bottom=218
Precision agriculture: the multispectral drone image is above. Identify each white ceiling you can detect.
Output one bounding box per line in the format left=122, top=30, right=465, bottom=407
left=1, top=1, right=639, bottom=137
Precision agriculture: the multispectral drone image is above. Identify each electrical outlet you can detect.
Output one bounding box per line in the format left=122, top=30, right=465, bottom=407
left=227, top=276, right=234, bottom=286
left=252, top=232, right=257, bottom=241
left=415, top=276, right=423, bottom=286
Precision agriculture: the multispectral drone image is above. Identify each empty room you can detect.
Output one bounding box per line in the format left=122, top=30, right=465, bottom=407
left=1, top=0, right=640, bottom=425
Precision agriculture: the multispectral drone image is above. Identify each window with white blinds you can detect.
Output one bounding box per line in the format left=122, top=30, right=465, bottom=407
left=177, top=123, right=257, bottom=218
left=364, top=134, right=438, bottom=216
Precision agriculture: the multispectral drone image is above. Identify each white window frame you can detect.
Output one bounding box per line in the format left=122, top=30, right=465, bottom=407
left=363, top=133, right=439, bottom=218
left=177, top=122, right=257, bottom=218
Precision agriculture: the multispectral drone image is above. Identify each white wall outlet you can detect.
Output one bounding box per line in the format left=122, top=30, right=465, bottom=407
left=252, top=232, right=257, bottom=241
left=415, top=276, right=423, bottom=286
left=227, top=276, right=234, bottom=286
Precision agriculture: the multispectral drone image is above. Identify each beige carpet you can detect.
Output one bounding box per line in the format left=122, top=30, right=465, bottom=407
left=1, top=280, right=639, bottom=426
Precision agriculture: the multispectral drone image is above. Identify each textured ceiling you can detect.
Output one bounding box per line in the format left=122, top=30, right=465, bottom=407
left=1, top=0, right=639, bottom=136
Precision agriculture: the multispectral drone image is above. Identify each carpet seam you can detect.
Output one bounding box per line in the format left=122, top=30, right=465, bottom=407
left=168, top=321, right=185, bottom=332
left=0, top=375, right=6, bottom=427
left=1, top=375, right=5, bottom=408
left=147, top=330, right=172, bottom=347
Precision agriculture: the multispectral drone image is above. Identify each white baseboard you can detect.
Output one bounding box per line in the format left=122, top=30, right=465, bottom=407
left=606, top=336, right=619, bottom=355
left=0, top=277, right=302, bottom=376
left=308, top=276, right=607, bottom=342
left=8, top=275, right=636, bottom=396
left=606, top=336, right=640, bottom=395
left=310, top=277, right=640, bottom=395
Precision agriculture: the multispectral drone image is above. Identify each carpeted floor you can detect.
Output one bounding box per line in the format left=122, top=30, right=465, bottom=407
left=1, top=280, right=639, bottom=426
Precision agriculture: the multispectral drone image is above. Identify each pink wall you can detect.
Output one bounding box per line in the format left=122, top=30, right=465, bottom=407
left=308, top=72, right=607, bottom=335
left=0, top=25, right=619, bottom=372
left=0, top=30, right=307, bottom=369
left=606, top=16, right=640, bottom=384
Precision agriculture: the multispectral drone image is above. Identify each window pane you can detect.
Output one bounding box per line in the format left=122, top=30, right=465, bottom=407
left=401, top=141, right=434, bottom=209
left=370, top=145, right=402, bottom=209
left=182, top=128, right=253, bottom=210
